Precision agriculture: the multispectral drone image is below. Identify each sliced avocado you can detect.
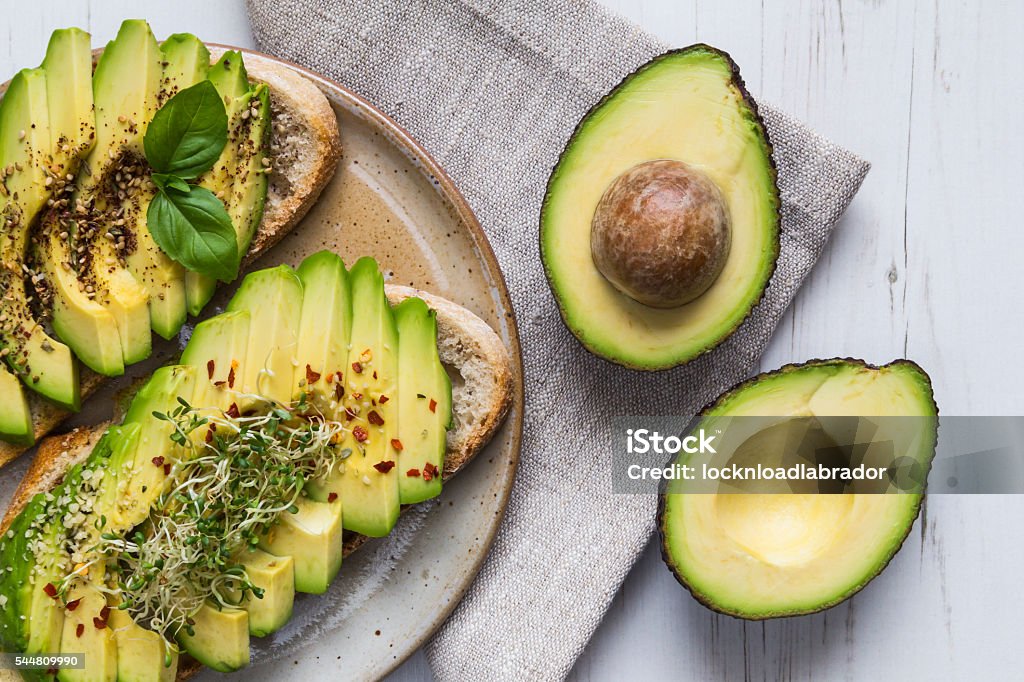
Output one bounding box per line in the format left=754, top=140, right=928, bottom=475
left=0, top=494, right=66, bottom=656
left=0, top=67, right=80, bottom=410
left=541, top=45, right=780, bottom=369
left=179, top=310, right=250, bottom=413
left=234, top=547, right=295, bottom=636
left=307, top=258, right=400, bottom=537
left=0, top=365, right=32, bottom=444
left=291, top=251, right=352, bottom=412
left=61, top=19, right=160, bottom=366
left=91, top=423, right=143, bottom=533
left=34, top=211, right=124, bottom=376
left=42, top=27, right=96, bottom=178
left=187, top=52, right=270, bottom=316
left=259, top=496, right=342, bottom=595
left=393, top=297, right=451, bottom=504
left=57, top=583, right=117, bottom=682
left=178, top=602, right=249, bottom=673
left=123, top=34, right=210, bottom=340
left=108, top=609, right=178, bottom=682
left=225, top=264, right=303, bottom=408
left=659, top=359, right=938, bottom=619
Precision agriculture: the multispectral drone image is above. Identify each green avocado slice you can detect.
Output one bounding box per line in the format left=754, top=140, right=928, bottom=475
left=259, top=496, right=343, bottom=595
left=393, top=297, right=452, bottom=504
left=0, top=67, right=80, bottom=411
left=225, top=264, right=303, bottom=409
left=233, top=547, right=295, bottom=636
left=291, top=250, right=352, bottom=413
left=540, top=45, right=780, bottom=369
left=659, top=359, right=938, bottom=619
left=122, top=33, right=210, bottom=341
left=177, top=602, right=249, bottom=673
left=0, top=366, right=31, bottom=444
left=187, top=52, right=270, bottom=317
left=109, top=608, right=178, bottom=682
left=306, top=257, right=400, bottom=538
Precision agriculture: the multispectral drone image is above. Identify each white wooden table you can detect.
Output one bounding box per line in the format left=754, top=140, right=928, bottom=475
left=4, top=1, right=1021, bottom=680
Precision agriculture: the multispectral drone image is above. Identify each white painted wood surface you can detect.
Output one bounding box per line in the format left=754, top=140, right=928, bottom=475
left=2, top=1, right=1020, bottom=680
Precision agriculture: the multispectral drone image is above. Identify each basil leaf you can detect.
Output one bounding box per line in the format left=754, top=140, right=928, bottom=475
left=143, top=80, right=228, bottom=179
left=151, top=173, right=192, bottom=194
left=147, top=187, right=239, bottom=282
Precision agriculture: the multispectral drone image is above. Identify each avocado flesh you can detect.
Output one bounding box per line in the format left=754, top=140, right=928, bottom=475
left=187, top=52, right=269, bottom=316
left=0, top=366, right=31, bottom=444
left=259, top=496, right=343, bottom=595
left=122, top=34, right=210, bottom=341
left=43, top=28, right=95, bottom=178
left=292, top=250, right=352, bottom=413
left=306, top=258, right=400, bottom=537
left=57, top=583, right=118, bottom=682
left=234, top=547, right=295, bottom=635
left=659, top=359, right=938, bottom=619
left=57, top=19, right=160, bottom=367
left=0, top=495, right=66, bottom=656
left=90, top=423, right=143, bottom=534
left=108, top=609, right=178, bottom=682
left=112, top=365, right=197, bottom=525
left=177, top=603, right=250, bottom=673
left=180, top=310, right=250, bottom=414
left=394, top=297, right=452, bottom=504
left=225, top=264, right=303, bottom=409
left=541, top=46, right=779, bottom=369
left=0, top=68, right=80, bottom=410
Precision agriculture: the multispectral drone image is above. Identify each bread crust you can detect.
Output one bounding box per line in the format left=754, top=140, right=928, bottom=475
left=0, top=45, right=342, bottom=470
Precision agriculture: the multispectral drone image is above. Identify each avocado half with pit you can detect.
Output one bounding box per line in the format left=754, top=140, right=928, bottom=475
left=659, top=359, right=938, bottom=619
left=540, top=45, right=779, bottom=369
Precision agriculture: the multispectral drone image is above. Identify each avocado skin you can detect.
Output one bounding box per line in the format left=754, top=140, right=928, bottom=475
left=656, top=358, right=939, bottom=620
left=0, top=494, right=44, bottom=652
left=539, top=44, right=780, bottom=370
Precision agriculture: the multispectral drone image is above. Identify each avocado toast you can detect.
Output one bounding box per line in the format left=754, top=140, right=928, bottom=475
left=0, top=253, right=513, bottom=681
left=0, top=22, right=342, bottom=466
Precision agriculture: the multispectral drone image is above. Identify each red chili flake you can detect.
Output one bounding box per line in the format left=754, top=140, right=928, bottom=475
left=206, top=359, right=215, bottom=380
left=163, top=464, right=171, bottom=475
left=100, top=606, right=110, bottom=621
left=205, top=429, right=214, bottom=444
left=344, top=407, right=357, bottom=421
left=423, top=462, right=439, bottom=482
left=327, top=492, right=338, bottom=503
left=228, top=365, right=236, bottom=389
left=306, top=364, right=321, bottom=385
left=372, top=371, right=378, bottom=380
left=353, top=426, right=368, bottom=442
left=93, top=616, right=107, bottom=630
left=351, top=362, right=363, bottom=374
left=152, top=456, right=164, bottom=467
left=226, top=403, right=240, bottom=419
left=378, top=395, right=389, bottom=404
left=373, top=460, right=395, bottom=474
left=65, top=598, right=82, bottom=611
left=75, top=623, right=84, bottom=638
left=43, top=583, right=57, bottom=598
left=335, top=383, right=344, bottom=401
left=390, top=438, right=404, bottom=451
left=367, top=410, right=384, bottom=426
left=406, top=468, right=420, bottom=478
left=214, top=380, right=226, bottom=387
left=429, top=399, right=437, bottom=413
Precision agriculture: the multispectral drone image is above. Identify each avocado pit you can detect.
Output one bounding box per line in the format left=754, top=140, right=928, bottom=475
left=590, top=159, right=731, bottom=308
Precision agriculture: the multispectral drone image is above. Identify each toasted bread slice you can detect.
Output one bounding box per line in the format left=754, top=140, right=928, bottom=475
left=0, top=47, right=342, bottom=468
left=1, top=284, right=513, bottom=535
left=0, top=285, right=512, bottom=681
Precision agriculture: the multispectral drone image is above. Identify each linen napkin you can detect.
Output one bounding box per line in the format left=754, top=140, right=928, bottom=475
left=245, top=0, right=871, bottom=678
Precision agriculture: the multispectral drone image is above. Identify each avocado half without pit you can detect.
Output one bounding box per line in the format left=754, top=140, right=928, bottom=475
left=541, top=45, right=780, bottom=369
left=659, top=359, right=938, bottom=619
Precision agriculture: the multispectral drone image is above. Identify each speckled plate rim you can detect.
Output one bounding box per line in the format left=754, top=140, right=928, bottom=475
left=211, top=44, right=525, bottom=676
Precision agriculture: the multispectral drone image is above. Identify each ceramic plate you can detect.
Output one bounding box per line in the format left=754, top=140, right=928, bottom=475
left=0, top=46, right=523, bottom=682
